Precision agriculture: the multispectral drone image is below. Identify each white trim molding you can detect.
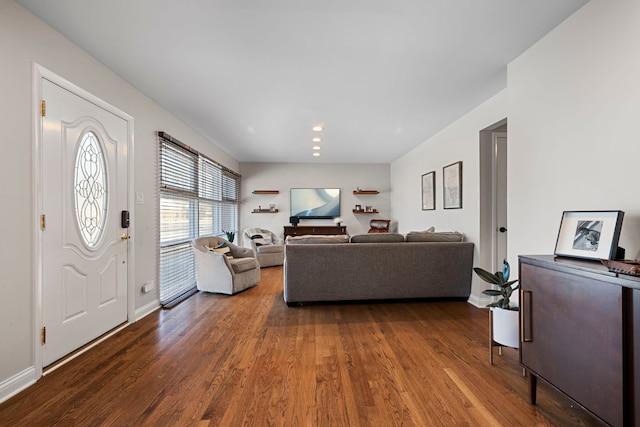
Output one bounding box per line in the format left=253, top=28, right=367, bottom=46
left=0, top=367, right=37, bottom=405
left=135, top=300, right=161, bottom=321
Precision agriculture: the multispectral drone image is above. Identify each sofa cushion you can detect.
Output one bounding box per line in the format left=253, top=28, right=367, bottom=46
left=350, top=233, right=405, bottom=243
left=286, top=235, right=350, bottom=244
left=230, top=257, right=259, bottom=273
left=406, top=231, right=464, bottom=242
left=257, top=244, right=284, bottom=254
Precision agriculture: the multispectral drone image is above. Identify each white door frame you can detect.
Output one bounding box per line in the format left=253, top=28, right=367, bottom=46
left=32, top=64, right=135, bottom=378
left=490, top=131, right=508, bottom=273
left=477, top=118, right=507, bottom=307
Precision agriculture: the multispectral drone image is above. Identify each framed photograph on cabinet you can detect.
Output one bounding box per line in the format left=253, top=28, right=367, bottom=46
left=443, top=161, right=462, bottom=209
left=554, top=210, right=624, bottom=260
left=421, top=171, right=435, bottom=210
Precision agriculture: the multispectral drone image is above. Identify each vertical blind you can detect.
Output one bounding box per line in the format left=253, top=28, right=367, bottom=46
left=158, top=132, right=241, bottom=306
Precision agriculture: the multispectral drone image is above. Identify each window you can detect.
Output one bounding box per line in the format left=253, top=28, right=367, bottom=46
left=158, top=132, right=240, bottom=306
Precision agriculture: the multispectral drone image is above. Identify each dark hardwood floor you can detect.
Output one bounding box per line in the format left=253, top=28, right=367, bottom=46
left=0, top=267, right=605, bottom=426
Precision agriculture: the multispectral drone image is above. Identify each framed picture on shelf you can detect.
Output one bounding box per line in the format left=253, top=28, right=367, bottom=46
left=443, top=161, right=462, bottom=209
left=554, top=210, right=624, bottom=260
left=421, top=171, right=435, bottom=210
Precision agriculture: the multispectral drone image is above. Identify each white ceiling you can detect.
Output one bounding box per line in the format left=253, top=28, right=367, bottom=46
left=17, top=0, right=588, bottom=164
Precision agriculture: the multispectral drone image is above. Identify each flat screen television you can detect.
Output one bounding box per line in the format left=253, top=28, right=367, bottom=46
left=290, top=188, right=341, bottom=219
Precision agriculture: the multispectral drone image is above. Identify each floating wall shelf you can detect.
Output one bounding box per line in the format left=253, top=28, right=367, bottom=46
left=353, top=190, right=379, bottom=195
left=252, top=190, right=279, bottom=194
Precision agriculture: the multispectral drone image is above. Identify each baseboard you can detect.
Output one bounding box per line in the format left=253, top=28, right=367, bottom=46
left=467, top=294, right=490, bottom=309
left=135, top=299, right=160, bottom=321
left=0, top=301, right=159, bottom=404
left=0, top=367, right=37, bottom=404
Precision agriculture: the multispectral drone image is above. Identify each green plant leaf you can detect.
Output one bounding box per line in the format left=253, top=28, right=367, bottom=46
left=497, top=298, right=509, bottom=309
left=473, top=268, right=500, bottom=284
left=502, top=259, right=510, bottom=281
left=482, top=289, right=501, bottom=296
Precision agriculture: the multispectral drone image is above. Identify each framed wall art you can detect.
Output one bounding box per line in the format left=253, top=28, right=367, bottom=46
left=554, top=210, right=624, bottom=260
left=443, top=161, right=462, bottom=209
left=421, top=171, right=435, bottom=210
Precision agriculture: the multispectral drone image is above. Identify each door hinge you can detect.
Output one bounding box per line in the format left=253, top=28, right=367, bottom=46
left=41, top=214, right=46, bottom=231
left=41, top=100, right=46, bottom=117
left=41, top=326, right=46, bottom=345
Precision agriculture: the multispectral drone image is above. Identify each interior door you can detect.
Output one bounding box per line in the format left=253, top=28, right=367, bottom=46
left=492, top=131, right=507, bottom=272
left=41, top=78, right=129, bottom=367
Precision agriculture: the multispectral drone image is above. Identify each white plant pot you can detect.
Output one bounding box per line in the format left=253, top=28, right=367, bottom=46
left=491, top=307, right=519, bottom=348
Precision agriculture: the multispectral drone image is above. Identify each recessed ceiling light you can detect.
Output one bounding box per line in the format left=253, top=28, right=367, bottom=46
left=313, top=152, right=320, bottom=157
left=312, top=137, right=321, bottom=142
left=312, top=125, right=323, bottom=132
left=313, top=145, right=321, bottom=150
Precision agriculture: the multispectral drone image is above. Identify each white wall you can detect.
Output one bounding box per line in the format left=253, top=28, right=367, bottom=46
left=391, top=0, right=640, bottom=305
left=240, top=163, right=391, bottom=238
left=390, top=91, right=508, bottom=306
left=0, top=1, right=239, bottom=401
left=508, top=0, right=640, bottom=263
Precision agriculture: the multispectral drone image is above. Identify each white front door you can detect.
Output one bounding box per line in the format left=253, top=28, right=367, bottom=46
left=41, top=78, right=129, bottom=367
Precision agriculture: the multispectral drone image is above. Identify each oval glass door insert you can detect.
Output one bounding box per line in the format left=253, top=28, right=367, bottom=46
left=74, top=131, right=108, bottom=248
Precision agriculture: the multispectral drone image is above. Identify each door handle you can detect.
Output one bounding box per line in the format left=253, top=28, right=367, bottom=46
left=121, top=234, right=130, bottom=240
left=499, top=227, right=507, bottom=233
left=521, top=290, right=533, bottom=342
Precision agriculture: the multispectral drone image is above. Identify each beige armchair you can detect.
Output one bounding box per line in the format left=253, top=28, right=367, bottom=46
left=243, top=228, right=284, bottom=267
left=192, top=236, right=260, bottom=295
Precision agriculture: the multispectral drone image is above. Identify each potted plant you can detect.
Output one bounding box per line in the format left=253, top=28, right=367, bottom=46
left=223, top=230, right=236, bottom=243
left=474, top=259, right=519, bottom=349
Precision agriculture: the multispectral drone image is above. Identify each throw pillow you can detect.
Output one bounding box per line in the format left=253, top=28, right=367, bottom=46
left=370, top=220, right=390, bottom=229
left=245, top=227, right=262, bottom=236
left=286, top=235, right=350, bottom=244
left=213, top=242, right=234, bottom=257
left=250, top=233, right=272, bottom=246
left=350, top=233, right=405, bottom=243
left=405, top=231, right=464, bottom=242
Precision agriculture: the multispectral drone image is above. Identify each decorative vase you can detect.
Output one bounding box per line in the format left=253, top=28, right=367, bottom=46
left=491, top=307, right=519, bottom=348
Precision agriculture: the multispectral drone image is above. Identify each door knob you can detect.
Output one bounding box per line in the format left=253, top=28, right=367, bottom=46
left=499, top=227, right=507, bottom=233
left=121, top=234, right=130, bottom=240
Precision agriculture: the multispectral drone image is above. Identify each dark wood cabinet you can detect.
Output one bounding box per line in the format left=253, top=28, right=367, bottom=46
left=283, top=225, right=347, bottom=238
left=618, top=275, right=640, bottom=427
left=519, top=255, right=638, bottom=427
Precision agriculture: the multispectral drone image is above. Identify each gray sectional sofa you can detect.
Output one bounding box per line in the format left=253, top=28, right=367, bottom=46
left=283, top=231, right=474, bottom=305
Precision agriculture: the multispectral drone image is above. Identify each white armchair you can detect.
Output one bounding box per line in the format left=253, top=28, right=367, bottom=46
left=243, top=228, right=285, bottom=267
left=192, top=236, right=260, bottom=295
